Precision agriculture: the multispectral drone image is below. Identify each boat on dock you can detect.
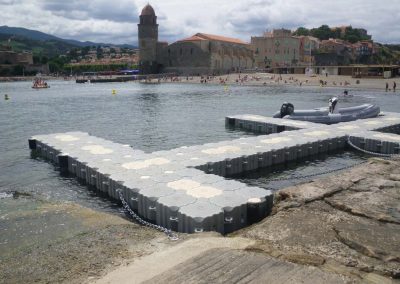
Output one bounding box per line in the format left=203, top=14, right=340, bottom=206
left=273, top=101, right=380, bottom=124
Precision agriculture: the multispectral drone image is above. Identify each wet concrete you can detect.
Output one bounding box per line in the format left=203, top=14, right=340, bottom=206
left=0, top=196, right=164, bottom=284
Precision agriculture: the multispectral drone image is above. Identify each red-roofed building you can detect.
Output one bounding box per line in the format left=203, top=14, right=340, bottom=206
left=138, top=4, right=253, bottom=74
left=157, top=32, right=253, bottom=74
left=352, top=40, right=377, bottom=58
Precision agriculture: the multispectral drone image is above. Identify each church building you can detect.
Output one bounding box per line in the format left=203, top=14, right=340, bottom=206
left=138, top=4, right=254, bottom=75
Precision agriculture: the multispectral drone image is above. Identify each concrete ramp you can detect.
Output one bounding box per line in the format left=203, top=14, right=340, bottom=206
left=94, top=237, right=350, bottom=284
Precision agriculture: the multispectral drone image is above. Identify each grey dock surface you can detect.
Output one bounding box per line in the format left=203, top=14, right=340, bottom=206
left=29, top=112, right=400, bottom=234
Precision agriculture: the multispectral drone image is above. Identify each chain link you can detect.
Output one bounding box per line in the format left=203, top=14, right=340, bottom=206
left=265, top=160, right=368, bottom=182
left=266, top=136, right=400, bottom=182
left=347, top=136, right=400, bottom=158
left=117, top=189, right=179, bottom=241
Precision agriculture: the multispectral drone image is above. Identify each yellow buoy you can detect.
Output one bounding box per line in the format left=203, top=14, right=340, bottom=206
left=112, top=89, right=117, bottom=95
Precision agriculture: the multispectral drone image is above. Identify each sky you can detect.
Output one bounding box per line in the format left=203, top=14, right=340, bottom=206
left=0, top=0, right=399, bottom=45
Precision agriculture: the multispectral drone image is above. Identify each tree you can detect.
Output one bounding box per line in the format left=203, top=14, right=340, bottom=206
left=41, top=56, right=48, bottom=64
left=33, top=55, right=41, bottom=64
left=81, top=46, right=90, bottom=56
left=293, top=27, right=309, bottom=36
left=12, top=65, right=24, bottom=76
left=331, top=28, right=342, bottom=39
left=48, top=55, right=69, bottom=73
left=343, top=26, right=358, bottom=43
left=68, top=48, right=79, bottom=59
left=0, top=67, right=11, bottom=76
left=96, top=46, right=103, bottom=59
left=310, top=25, right=333, bottom=40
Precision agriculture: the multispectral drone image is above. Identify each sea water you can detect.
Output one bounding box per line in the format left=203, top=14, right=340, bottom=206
left=0, top=80, right=397, bottom=252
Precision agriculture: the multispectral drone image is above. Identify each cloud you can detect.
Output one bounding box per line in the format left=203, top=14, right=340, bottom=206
left=0, top=0, right=399, bottom=44
left=0, top=0, right=21, bottom=4
left=41, top=0, right=138, bottom=23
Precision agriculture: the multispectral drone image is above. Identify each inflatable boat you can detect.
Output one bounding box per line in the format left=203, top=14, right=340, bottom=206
left=272, top=102, right=380, bottom=124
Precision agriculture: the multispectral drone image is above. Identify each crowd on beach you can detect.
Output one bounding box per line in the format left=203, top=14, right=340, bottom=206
left=1, top=72, right=398, bottom=93
left=152, top=73, right=399, bottom=92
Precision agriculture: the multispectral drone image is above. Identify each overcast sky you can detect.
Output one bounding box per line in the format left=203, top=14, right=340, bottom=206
left=1, top=0, right=399, bottom=45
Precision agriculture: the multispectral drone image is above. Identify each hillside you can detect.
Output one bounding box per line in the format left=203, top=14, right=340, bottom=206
left=0, top=33, right=79, bottom=57
left=0, top=26, right=135, bottom=49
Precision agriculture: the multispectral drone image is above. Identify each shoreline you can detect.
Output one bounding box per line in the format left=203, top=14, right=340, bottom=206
left=156, top=73, right=400, bottom=92
left=1, top=73, right=399, bottom=92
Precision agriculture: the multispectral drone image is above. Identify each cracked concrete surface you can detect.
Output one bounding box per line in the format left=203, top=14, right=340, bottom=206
left=93, top=157, right=400, bottom=284
left=237, top=157, right=400, bottom=280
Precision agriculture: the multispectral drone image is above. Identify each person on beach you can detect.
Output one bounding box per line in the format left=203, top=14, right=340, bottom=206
left=394, top=81, right=397, bottom=92
left=386, top=82, right=389, bottom=92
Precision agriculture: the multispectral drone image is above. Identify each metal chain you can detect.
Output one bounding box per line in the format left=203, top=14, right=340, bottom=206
left=265, top=160, right=368, bottom=182
left=267, top=136, right=400, bottom=182
left=117, top=189, right=179, bottom=241
left=347, top=136, right=400, bottom=158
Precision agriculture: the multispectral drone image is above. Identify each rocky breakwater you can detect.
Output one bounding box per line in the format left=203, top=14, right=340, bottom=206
left=237, top=157, right=400, bottom=282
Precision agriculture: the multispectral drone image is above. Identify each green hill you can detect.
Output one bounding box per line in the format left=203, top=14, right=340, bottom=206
left=0, top=26, right=135, bottom=49
left=0, top=33, right=79, bottom=57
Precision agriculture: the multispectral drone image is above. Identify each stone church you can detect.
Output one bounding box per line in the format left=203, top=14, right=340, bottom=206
left=138, top=4, right=254, bottom=75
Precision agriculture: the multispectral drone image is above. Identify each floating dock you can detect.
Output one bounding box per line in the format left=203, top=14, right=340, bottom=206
left=29, top=112, right=400, bottom=234
left=76, top=77, right=134, bottom=84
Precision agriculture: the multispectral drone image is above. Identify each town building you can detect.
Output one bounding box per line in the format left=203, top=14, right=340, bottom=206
left=0, top=44, right=47, bottom=75
left=315, top=38, right=354, bottom=66
left=352, top=40, right=377, bottom=58
left=319, top=38, right=352, bottom=54
left=315, top=38, right=379, bottom=66
left=138, top=4, right=253, bottom=75
left=251, top=29, right=301, bottom=68
left=298, top=36, right=320, bottom=65
left=0, top=44, right=33, bottom=66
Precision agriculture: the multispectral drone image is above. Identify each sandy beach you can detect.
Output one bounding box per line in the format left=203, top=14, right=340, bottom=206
left=156, top=72, right=400, bottom=92
left=1, top=73, right=399, bottom=93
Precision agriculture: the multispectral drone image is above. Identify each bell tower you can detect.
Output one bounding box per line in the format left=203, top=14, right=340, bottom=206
left=138, top=4, right=158, bottom=74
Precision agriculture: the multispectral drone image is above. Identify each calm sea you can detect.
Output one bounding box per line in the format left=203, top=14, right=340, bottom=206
left=0, top=80, right=397, bottom=250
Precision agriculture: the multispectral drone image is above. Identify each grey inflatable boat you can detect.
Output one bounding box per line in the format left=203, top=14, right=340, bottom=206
left=273, top=103, right=380, bottom=124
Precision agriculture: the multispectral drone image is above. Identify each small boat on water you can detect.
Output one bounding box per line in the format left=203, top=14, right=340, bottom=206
left=273, top=100, right=380, bottom=124
left=32, top=78, right=50, bottom=89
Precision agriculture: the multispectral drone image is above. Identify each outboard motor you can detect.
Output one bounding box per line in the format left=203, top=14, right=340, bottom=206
left=329, top=97, right=338, bottom=113
left=280, top=102, right=294, bottom=118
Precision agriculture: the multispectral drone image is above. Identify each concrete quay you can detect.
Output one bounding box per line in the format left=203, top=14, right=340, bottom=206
left=29, top=112, right=400, bottom=234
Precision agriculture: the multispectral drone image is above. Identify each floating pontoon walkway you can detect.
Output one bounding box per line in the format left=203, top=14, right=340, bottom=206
left=29, top=112, right=400, bottom=234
